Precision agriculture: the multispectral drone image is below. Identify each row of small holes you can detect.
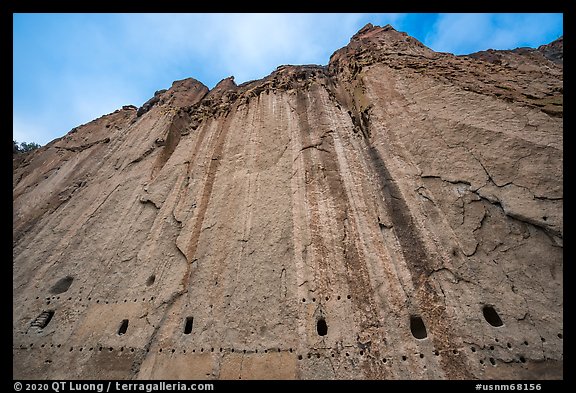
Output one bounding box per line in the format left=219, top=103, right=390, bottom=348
left=296, top=352, right=431, bottom=361
left=294, top=352, right=529, bottom=366
left=32, top=297, right=156, bottom=305
left=469, top=335, right=562, bottom=353
left=22, top=295, right=414, bottom=305
left=19, top=333, right=563, bottom=353
left=18, top=345, right=297, bottom=354
left=470, top=339, right=557, bottom=367
left=14, top=345, right=550, bottom=366
left=15, top=344, right=462, bottom=359
left=15, top=344, right=417, bottom=358
left=14, top=296, right=348, bottom=307
left=478, top=356, right=526, bottom=367
left=302, top=295, right=352, bottom=303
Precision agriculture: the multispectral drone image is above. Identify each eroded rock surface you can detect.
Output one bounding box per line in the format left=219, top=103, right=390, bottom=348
left=13, top=24, right=562, bottom=380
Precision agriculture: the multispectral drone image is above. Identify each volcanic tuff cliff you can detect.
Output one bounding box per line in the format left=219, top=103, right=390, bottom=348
left=13, top=24, right=563, bottom=380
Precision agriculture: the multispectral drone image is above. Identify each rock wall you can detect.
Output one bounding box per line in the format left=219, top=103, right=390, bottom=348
left=13, top=24, right=563, bottom=380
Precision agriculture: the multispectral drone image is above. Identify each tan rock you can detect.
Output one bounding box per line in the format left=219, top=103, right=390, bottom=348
left=13, top=24, right=562, bottom=380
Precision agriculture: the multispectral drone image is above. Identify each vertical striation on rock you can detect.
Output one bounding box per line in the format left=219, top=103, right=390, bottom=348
left=13, top=24, right=562, bottom=380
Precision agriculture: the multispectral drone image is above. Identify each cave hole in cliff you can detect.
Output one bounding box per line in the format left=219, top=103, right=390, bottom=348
left=146, top=275, right=156, bottom=286
left=317, top=318, right=328, bottom=336
left=482, top=305, right=504, bottom=327
left=50, top=276, right=74, bottom=294
left=31, top=310, right=54, bottom=329
left=184, top=317, right=194, bottom=334
left=410, top=315, right=428, bottom=339
left=118, top=319, right=129, bottom=335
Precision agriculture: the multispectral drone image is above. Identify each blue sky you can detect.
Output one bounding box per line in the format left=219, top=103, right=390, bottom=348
left=13, top=13, right=563, bottom=146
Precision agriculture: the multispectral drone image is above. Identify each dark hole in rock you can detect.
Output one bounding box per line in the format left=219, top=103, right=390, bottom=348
left=410, top=315, right=428, bottom=339
left=483, top=305, right=504, bottom=327
left=184, top=317, right=193, bottom=334
left=50, top=276, right=74, bottom=294
left=146, top=275, right=156, bottom=286
left=317, top=318, right=328, bottom=336
left=118, top=319, right=129, bottom=335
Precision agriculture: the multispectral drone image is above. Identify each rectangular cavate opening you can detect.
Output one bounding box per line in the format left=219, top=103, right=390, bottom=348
left=31, top=310, right=54, bottom=329
left=410, top=315, right=428, bottom=339
left=317, top=318, right=328, bottom=336
left=118, top=319, right=129, bottom=335
left=184, top=317, right=193, bottom=334
left=483, top=305, right=504, bottom=327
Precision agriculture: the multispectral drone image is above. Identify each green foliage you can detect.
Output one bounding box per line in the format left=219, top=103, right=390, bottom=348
left=13, top=140, right=41, bottom=153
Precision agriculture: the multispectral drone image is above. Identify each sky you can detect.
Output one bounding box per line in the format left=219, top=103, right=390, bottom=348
left=13, top=13, right=563, bottom=146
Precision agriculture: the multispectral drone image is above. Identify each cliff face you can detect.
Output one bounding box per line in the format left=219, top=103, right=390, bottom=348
left=13, top=24, right=563, bottom=380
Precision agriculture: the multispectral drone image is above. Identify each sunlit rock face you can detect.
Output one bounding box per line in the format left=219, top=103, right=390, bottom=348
left=13, top=24, right=562, bottom=380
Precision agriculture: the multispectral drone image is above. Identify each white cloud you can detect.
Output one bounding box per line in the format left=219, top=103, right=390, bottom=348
left=13, top=70, right=141, bottom=146
left=117, top=13, right=374, bottom=86
left=14, top=13, right=385, bottom=146
left=425, top=13, right=563, bottom=55
left=13, top=116, right=45, bottom=145
left=14, top=13, right=561, bottom=146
